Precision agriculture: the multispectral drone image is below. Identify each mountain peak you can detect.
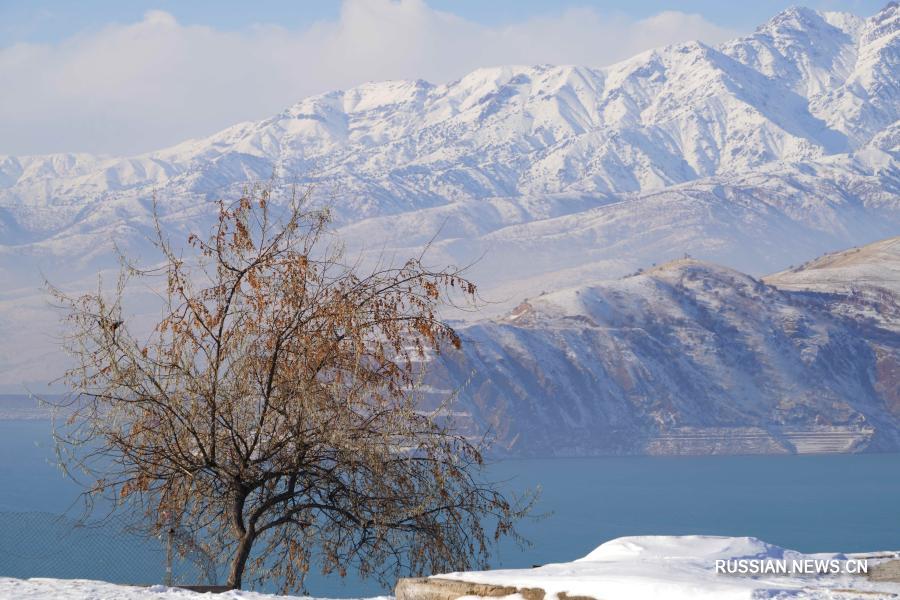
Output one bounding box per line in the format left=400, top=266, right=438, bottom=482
left=639, top=258, right=766, bottom=293
left=762, top=5, right=824, bottom=29
left=862, top=0, right=900, bottom=44
left=874, top=0, right=899, bottom=20
left=719, top=3, right=864, bottom=99
left=1, top=5, right=899, bottom=398
left=750, top=5, right=859, bottom=43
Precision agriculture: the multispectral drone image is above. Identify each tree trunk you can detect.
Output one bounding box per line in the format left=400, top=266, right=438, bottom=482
left=227, top=488, right=252, bottom=589
left=226, top=533, right=255, bottom=589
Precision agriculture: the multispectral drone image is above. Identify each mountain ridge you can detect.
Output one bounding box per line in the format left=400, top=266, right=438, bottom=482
left=1, top=4, right=896, bottom=208
left=1, top=2, right=899, bottom=434
left=425, top=236, right=900, bottom=456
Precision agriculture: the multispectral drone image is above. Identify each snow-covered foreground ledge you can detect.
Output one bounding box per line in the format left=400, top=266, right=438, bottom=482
left=416, top=536, right=900, bottom=600
left=0, top=578, right=390, bottom=600
left=3, top=536, right=899, bottom=600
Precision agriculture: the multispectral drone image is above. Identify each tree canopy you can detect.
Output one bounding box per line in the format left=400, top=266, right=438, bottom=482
left=51, top=184, right=530, bottom=590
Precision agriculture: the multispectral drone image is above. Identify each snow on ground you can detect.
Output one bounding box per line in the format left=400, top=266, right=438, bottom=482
left=437, top=535, right=900, bottom=600
left=3, top=536, right=899, bottom=599
left=0, top=578, right=390, bottom=600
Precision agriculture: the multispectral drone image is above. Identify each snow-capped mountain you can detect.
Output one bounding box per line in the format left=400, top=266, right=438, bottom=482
left=428, top=236, right=900, bottom=456
left=0, top=2, right=899, bottom=454
left=1, top=3, right=897, bottom=255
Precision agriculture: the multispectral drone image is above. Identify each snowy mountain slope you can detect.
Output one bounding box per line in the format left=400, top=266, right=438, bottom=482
left=766, top=235, right=900, bottom=294
left=0, top=4, right=897, bottom=250
left=425, top=240, right=900, bottom=456
left=325, top=144, right=900, bottom=328
left=1, top=2, right=899, bottom=423
left=764, top=235, right=900, bottom=402
left=0, top=47, right=846, bottom=215
left=720, top=7, right=864, bottom=99
left=720, top=2, right=900, bottom=146
left=775, top=238, right=900, bottom=424
left=6, top=156, right=896, bottom=391
left=814, top=2, right=900, bottom=145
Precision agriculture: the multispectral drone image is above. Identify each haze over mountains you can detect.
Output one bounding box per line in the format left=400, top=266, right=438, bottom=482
left=430, top=236, right=900, bottom=456
left=2, top=3, right=897, bottom=268
left=1, top=3, right=899, bottom=454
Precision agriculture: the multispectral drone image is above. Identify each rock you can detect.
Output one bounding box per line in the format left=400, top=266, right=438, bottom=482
left=868, top=559, right=900, bottom=582
left=395, top=577, right=549, bottom=600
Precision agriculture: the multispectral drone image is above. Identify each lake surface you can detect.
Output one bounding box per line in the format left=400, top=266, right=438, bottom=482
left=1, top=419, right=899, bottom=596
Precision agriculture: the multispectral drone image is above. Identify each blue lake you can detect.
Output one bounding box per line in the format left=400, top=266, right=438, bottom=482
left=1, top=419, right=899, bottom=596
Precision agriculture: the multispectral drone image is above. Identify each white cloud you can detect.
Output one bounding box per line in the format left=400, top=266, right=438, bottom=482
left=0, top=0, right=739, bottom=156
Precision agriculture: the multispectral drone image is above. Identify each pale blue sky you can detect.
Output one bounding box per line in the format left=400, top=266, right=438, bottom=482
left=0, top=0, right=890, bottom=155
left=0, top=0, right=889, bottom=46
left=0, top=0, right=886, bottom=46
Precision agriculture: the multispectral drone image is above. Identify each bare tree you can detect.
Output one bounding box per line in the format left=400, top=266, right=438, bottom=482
left=50, top=184, right=530, bottom=591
